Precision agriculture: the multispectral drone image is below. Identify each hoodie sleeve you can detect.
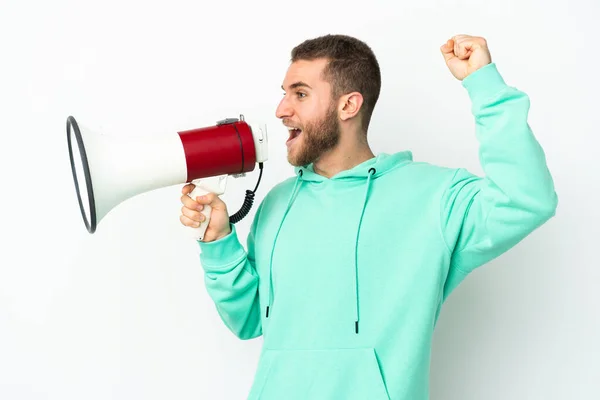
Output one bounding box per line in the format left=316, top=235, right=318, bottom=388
left=197, top=204, right=263, bottom=340
left=440, top=62, right=558, bottom=299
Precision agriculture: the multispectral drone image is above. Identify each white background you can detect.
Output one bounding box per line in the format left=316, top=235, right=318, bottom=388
left=1, top=0, right=598, bottom=399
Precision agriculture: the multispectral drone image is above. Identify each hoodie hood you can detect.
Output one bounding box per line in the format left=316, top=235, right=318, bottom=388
left=265, top=151, right=413, bottom=333
left=293, top=151, right=413, bottom=182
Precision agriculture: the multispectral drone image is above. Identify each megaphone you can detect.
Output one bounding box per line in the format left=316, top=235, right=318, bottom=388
left=66, top=114, right=268, bottom=240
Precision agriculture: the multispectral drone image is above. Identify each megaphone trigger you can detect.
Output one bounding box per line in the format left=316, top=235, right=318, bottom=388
left=188, top=175, right=228, bottom=241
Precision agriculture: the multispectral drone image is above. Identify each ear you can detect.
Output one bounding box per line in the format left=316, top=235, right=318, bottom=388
left=338, top=92, right=363, bottom=121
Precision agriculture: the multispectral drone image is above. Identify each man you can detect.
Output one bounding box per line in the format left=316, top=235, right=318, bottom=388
left=179, top=34, right=557, bottom=399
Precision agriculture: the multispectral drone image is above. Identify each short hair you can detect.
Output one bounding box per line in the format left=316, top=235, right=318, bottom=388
left=291, top=34, right=381, bottom=134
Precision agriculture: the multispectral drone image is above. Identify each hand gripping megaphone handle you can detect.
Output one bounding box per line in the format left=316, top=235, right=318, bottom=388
left=187, top=175, right=228, bottom=241
left=188, top=185, right=212, bottom=241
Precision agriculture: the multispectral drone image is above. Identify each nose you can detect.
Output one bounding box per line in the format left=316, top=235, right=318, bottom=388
left=275, top=96, right=292, bottom=120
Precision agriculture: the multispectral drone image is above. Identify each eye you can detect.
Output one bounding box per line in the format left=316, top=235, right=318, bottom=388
left=281, top=91, right=306, bottom=98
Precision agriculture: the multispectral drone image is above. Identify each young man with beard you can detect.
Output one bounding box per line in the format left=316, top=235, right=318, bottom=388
left=179, top=34, right=557, bottom=399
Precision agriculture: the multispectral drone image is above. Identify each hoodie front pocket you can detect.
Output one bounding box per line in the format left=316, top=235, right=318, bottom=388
left=248, top=347, right=390, bottom=400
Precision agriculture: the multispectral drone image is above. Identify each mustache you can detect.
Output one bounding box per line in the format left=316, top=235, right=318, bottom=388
left=282, top=119, right=302, bottom=128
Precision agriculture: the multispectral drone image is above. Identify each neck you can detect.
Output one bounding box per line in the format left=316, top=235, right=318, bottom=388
left=312, top=133, right=375, bottom=178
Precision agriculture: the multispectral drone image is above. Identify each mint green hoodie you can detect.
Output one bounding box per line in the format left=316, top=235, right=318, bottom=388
left=197, top=63, right=558, bottom=399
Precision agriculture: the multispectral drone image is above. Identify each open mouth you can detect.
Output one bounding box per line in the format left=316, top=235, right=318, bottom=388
left=287, top=127, right=302, bottom=146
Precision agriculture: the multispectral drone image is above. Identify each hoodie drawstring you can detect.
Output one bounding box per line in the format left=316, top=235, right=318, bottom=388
left=264, top=167, right=376, bottom=336
left=265, top=170, right=303, bottom=318
left=354, top=167, right=376, bottom=334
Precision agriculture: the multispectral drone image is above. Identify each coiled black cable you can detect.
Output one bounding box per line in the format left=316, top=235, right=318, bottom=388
left=229, top=162, right=264, bottom=224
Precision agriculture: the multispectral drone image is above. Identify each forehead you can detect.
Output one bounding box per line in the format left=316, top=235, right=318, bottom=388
left=281, top=58, right=330, bottom=91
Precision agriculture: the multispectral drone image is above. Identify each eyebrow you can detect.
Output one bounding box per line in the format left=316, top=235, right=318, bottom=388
left=281, top=81, right=312, bottom=91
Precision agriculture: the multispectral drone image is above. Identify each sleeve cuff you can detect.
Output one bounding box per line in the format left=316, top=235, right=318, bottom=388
left=461, top=62, right=508, bottom=107
left=197, top=224, right=246, bottom=270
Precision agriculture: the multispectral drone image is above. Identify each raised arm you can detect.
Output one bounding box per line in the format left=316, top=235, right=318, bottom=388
left=439, top=35, right=558, bottom=298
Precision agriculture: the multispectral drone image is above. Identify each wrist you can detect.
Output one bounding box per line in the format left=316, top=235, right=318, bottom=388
left=462, top=63, right=507, bottom=106
left=214, top=224, right=233, bottom=241
left=199, top=223, right=232, bottom=243
left=198, top=224, right=245, bottom=269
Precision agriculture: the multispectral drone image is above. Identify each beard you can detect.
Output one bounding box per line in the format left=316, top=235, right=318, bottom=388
left=287, top=102, right=341, bottom=167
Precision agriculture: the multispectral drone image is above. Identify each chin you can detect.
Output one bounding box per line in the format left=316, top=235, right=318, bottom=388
left=286, top=145, right=300, bottom=166
left=287, top=155, right=301, bottom=167
left=287, top=155, right=305, bottom=167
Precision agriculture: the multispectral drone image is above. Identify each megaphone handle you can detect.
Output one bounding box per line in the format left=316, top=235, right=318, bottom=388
left=188, top=185, right=212, bottom=241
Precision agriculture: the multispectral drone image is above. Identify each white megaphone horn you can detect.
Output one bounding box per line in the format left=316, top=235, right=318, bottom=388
left=66, top=114, right=268, bottom=240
